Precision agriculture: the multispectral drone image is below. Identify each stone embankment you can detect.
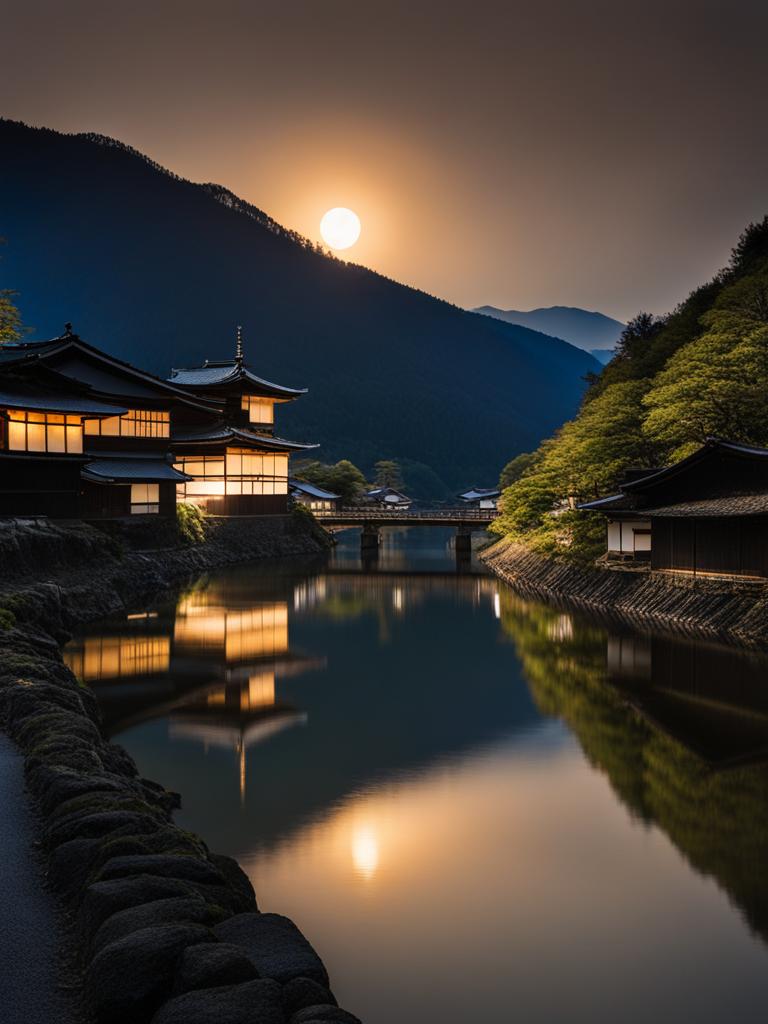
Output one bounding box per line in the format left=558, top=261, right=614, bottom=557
left=0, top=515, right=360, bottom=1024
left=482, top=537, right=768, bottom=645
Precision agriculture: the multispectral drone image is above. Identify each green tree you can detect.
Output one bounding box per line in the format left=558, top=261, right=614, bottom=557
left=292, top=458, right=368, bottom=504
left=498, top=451, right=536, bottom=490
left=373, top=459, right=403, bottom=489
left=643, top=270, right=768, bottom=458
left=0, top=290, right=24, bottom=346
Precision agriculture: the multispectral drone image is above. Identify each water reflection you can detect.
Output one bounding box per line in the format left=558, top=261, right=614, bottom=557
left=64, top=529, right=768, bottom=1023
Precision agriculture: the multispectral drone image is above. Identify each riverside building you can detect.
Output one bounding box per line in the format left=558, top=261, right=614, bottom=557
left=580, top=439, right=768, bottom=578
left=0, top=325, right=316, bottom=519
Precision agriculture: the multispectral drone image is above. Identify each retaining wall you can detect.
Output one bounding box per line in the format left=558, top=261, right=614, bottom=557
left=482, top=537, right=768, bottom=645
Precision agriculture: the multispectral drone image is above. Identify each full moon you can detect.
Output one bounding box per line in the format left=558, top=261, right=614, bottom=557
left=320, top=207, right=361, bottom=250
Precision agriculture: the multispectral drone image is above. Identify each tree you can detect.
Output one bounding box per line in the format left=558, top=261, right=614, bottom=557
left=499, top=451, right=536, bottom=490
left=0, top=290, right=23, bottom=345
left=373, top=459, right=403, bottom=489
left=643, top=270, right=768, bottom=458
left=292, top=458, right=368, bottom=504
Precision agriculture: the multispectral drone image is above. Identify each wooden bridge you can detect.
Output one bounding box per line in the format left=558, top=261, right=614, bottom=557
left=312, top=506, right=499, bottom=556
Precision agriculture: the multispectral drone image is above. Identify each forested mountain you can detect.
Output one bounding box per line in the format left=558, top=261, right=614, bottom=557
left=474, top=304, right=624, bottom=358
left=492, top=217, right=768, bottom=557
left=0, top=119, right=598, bottom=498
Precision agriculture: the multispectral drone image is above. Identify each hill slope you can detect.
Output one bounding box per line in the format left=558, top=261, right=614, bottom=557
left=491, top=216, right=768, bottom=558
left=0, top=119, right=598, bottom=497
left=475, top=304, right=623, bottom=357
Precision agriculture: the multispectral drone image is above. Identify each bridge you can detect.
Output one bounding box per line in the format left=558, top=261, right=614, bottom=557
left=312, top=506, right=499, bottom=558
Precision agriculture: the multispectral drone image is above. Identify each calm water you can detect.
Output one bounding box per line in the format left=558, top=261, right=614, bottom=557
left=66, top=528, right=768, bottom=1023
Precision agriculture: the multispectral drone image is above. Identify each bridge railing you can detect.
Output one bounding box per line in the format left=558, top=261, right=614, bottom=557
left=311, top=506, right=499, bottom=521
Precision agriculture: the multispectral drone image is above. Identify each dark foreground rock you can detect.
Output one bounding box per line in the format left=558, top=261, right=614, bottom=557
left=0, top=513, right=359, bottom=1023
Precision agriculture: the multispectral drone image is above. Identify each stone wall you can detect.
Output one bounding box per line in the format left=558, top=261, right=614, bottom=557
left=482, top=537, right=768, bottom=645
left=0, top=514, right=360, bottom=1024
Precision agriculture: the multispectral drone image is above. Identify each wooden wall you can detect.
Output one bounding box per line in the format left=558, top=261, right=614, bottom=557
left=652, top=517, right=768, bottom=577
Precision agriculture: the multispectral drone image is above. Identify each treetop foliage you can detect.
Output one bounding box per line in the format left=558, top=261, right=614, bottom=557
left=493, top=216, right=768, bottom=560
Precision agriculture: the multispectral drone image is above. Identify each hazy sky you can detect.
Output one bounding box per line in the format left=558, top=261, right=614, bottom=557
left=3, top=0, right=768, bottom=320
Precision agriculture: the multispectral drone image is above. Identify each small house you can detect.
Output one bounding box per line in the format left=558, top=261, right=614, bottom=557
left=580, top=439, right=768, bottom=577
left=364, top=486, right=412, bottom=509
left=458, top=487, right=501, bottom=510
left=290, top=478, right=340, bottom=512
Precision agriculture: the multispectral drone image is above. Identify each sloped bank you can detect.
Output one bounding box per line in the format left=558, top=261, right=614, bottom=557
left=0, top=515, right=361, bottom=1024
left=481, top=537, right=768, bottom=645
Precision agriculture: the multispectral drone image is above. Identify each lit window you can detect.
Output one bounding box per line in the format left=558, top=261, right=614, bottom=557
left=174, top=448, right=289, bottom=505
left=130, top=483, right=160, bottom=514
left=84, top=409, right=170, bottom=438
left=241, top=396, right=275, bottom=425
left=6, top=409, right=84, bottom=453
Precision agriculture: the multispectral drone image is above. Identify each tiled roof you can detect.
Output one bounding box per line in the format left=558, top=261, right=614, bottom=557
left=578, top=493, right=635, bottom=511
left=0, top=387, right=127, bottom=416
left=289, top=478, right=340, bottom=499
left=168, top=361, right=306, bottom=397
left=642, top=494, right=768, bottom=517
left=81, top=458, right=192, bottom=483
left=458, top=487, right=501, bottom=501
left=171, top=423, right=318, bottom=452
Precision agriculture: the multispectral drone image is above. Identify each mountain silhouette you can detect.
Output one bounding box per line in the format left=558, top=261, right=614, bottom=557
left=0, top=120, right=599, bottom=496
left=475, top=304, right=623, bottom=361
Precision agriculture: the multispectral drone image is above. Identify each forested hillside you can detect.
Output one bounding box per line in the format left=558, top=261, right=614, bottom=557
left=0, top=119, right=598, bottom=498
left=492, top=217, right=768, bottom=558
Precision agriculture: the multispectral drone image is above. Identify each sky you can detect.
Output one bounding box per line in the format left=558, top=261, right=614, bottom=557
left=3, top=0, right=768, bottom=321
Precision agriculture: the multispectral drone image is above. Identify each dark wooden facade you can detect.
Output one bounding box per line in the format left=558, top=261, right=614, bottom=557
left=581, top=440, right=768, bottom=578
left=651, top=516, right=768, bottom=578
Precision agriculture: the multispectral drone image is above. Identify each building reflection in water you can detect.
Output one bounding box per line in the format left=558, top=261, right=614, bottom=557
left=64, top=581, right=319, bottom=800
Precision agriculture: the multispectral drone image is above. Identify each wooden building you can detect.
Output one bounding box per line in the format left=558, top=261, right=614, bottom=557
left=0, top=324, right=317, bottom=520
left=580, top=439, right=768, bottom=578
left=290, top=478, right=340, bottom=512
left=0, top=328, right=201, bottom=518
left=167, top=331, right=317, bottom=515
left=458, top=486, right=501, bottom=510
left=364, top=487, right=412, bottom=509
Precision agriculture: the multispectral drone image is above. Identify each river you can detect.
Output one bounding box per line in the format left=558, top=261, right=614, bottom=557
left=64, top=527, right=768, bottom=1023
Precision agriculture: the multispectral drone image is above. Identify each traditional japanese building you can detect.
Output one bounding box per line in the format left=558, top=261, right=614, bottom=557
left=458, top=486, right=501, bottom=510
left=167, top=329, right=317, bottom=515
left=580, top=439, right=768, bottom=578
left=364, top=486, right=412, bottom=509
left=0, top=326, right=206, bottom=518
left=0, top=324, right=317, bottom=520
left=290, top=478, right=340, bottom=512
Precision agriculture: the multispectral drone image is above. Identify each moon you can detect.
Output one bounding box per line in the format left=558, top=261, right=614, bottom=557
left=320, top=207, right=361, bottom=250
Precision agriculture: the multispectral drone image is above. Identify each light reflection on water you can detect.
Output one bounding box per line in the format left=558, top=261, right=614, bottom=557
left=65, top=527, right=768, bottom=1023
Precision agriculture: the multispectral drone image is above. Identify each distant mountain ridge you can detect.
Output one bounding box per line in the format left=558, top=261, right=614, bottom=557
left=475, top=304, right=624, bottom=359
left=0, top=119, right=599, bottom=497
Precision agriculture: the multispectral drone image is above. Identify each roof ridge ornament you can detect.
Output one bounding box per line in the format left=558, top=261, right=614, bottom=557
left=64, top=322, right=73, bottom=336
left=235, top=324, right=244, bottom=367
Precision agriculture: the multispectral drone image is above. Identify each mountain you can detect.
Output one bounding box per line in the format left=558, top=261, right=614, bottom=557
left=0, top=119, right=599, bottom=497
left=475, top=304, right=624, bottom=358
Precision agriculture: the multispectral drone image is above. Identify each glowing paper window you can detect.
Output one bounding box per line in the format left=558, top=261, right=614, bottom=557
left=84, top=409, right=170, bottom=438
left=175, top=449, right=289, bottom=505
left=130, top=483, right=160, bottom=515
left=241, top=396, right=275, bottom=425
left=6, top=410, right=84, bottom=453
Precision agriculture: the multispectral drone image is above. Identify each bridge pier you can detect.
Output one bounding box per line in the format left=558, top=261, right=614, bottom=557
left=361, top=524, right=381, bottom=551
left=455, top=526, right=472, bottom=562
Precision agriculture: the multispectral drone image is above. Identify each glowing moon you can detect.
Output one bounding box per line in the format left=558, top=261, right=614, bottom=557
left=320, top=207, right=361, bottom=250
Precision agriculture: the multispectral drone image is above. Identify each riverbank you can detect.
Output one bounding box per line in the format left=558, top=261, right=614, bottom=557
left=481, top=537, right=768, bottom=645
left=0, top=513, right=361, bottom=1024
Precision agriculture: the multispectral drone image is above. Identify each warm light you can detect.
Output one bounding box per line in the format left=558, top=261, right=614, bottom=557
left=352, top=825, right=379, bottom=880
left=320, top=207, right=361, bottom=250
